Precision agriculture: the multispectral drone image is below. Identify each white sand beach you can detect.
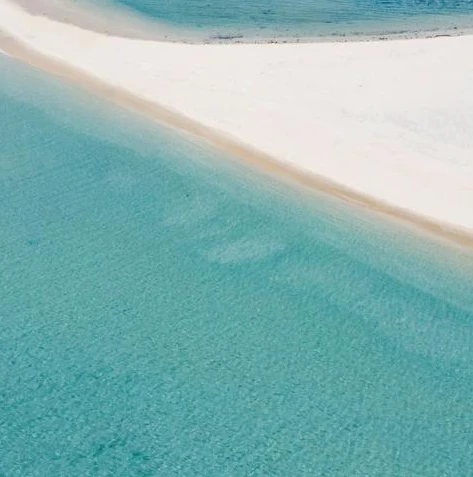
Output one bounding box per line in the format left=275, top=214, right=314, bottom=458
left=1, top=0, right=473, bottom=243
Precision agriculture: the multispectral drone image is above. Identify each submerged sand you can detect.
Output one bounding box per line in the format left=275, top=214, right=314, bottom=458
left=1, top=0, right=473, bottom=248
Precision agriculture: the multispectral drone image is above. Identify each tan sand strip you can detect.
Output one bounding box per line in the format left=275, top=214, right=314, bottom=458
left=1, top=33, right=473, bottom=251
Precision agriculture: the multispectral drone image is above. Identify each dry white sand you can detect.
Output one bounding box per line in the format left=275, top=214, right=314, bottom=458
left=1, top=0, right=473, bottom=241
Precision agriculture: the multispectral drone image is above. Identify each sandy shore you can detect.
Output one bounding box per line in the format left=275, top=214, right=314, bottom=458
left=11, top=0, right=473, bottom=43
left=1, top=0, right=473, bottom=247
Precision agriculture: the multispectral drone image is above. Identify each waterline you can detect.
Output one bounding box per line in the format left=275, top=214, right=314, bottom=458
left=13, top=0, right=473, bottom=43
left=2, top=34, right=473, bottom=250
left=2, top=52, right=473, bottom=476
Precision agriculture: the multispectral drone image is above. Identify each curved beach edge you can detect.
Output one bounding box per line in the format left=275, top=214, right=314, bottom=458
left=11, top=0, right=473, bottom=45
left=1, top=32, right=473, bottom=252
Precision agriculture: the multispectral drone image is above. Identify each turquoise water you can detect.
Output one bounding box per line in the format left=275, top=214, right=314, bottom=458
left=83, top=0, right=473, bottom=40
left=2, top=54, right=473, bottom=476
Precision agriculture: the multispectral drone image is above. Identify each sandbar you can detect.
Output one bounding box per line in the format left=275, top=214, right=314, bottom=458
left=1, top=0, right=473, bottom=248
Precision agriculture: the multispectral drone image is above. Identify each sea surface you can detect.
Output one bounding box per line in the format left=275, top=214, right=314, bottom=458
left=1, top=53, right=473, bottom=476
left=80, top=0, right=473, bottom=40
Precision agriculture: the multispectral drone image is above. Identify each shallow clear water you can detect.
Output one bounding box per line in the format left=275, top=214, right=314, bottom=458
left=1, top=54, right=473, bottom=476
left=83, top=0, right=473, bottom=40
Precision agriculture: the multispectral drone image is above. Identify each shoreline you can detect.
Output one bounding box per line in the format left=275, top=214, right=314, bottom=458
left=12, top=0, right=473, bottom=45
left=2, top=33, right=473, bottom=251
left=1, top=0, right=473, bottom=251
